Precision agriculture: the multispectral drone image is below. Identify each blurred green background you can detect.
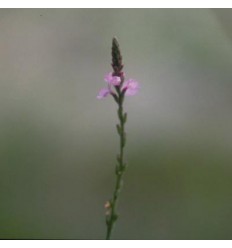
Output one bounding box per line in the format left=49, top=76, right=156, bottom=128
left=1, top=9, right=232, bottom=239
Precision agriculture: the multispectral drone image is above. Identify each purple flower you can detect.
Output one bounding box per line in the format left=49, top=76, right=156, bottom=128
left=97, top=88, right=111, bottom=99
left=104, top=73, right=121, bottom=86
left=123, top=79, right=139, bottom=96
left=97, top=73, right=139, bottom=99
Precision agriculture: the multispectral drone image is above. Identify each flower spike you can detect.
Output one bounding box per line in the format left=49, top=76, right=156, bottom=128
left=97, top=38, right=140, bottom=239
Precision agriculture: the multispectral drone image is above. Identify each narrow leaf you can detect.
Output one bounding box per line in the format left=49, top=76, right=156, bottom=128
left=116, top=124, right=121, bottom=135
left=123, top=113, right=127, bottom=123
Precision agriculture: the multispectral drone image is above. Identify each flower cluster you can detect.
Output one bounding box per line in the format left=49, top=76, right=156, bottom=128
left=97, top=72, right=139, bottom=99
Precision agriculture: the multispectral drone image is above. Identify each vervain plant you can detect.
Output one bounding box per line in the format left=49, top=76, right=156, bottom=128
left=97, top=37, right=139, bottom=240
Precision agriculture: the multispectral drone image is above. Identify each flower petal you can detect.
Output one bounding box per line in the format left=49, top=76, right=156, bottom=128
left=104, top=73, right=113, bottom=83
left=97, top=88, right=111, bottom=99
left=110, top=76, right=121, bottom=86
left=104, top=72, right=121, bottom=86
left=123, top=79, right=139, bottom=96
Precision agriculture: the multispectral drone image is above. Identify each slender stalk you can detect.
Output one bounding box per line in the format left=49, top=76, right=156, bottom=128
left=100, top=37, right=139, bottom=240
left=106, top=90, right=127, bottom=240
left=98, top=38, right=138, bottom=239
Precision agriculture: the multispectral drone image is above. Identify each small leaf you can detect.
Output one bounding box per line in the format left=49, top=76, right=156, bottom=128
left=116, top=124, right=121, bottom=135
left=112, top=93, right=119, bottom=103
left=117, top=109, right=121, bottom=119
left=112, top=214, right=118, bottom=222
left=123, top=112, right=127, bottom=123
left=106, top=215, right=110, bottom=225
left=115, top=164, right=121, bottom=175
left=122, top=163, right=127, bottom=171
left=122, top=132, right=126, bottom=147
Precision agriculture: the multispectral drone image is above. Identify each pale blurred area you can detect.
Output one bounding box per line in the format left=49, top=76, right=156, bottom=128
left=1, top=9, right=232, bottom=239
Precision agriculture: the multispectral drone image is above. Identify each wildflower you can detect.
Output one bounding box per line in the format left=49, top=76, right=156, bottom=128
left=98, top=37, right=140, bottom=240
left=97, top=75, right=139, bottom=99
left=104, top=73, right=121, bottom=86
left=123, top=79, right=140, bottom=96
left=97, top=88, right=111, bottom=99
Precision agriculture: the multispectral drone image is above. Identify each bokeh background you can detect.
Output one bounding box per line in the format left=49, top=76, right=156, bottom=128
left=1, top=9, right=232, bottom=239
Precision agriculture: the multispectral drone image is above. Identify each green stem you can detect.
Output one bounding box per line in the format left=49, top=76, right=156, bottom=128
left=106, top=93, right=127, bottom=240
